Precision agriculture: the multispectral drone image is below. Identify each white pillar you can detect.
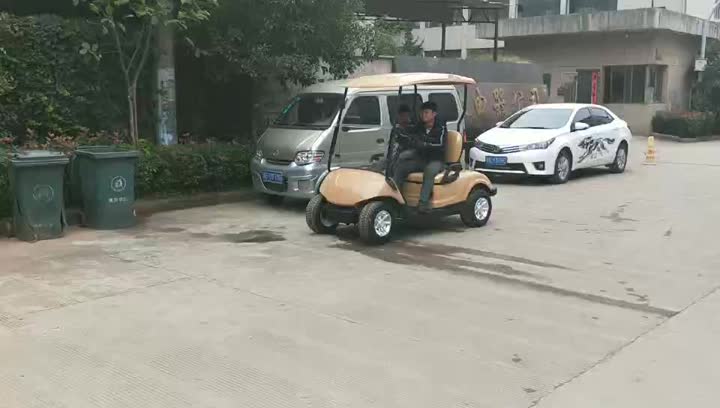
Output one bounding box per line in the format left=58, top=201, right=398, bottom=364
left=560, top=0, right=569, bottom=14
left=156, top=24, right=178, bottom=146
left=461, top=9, right=469, bottom=59
left=509, top=0, right=518, bottom=18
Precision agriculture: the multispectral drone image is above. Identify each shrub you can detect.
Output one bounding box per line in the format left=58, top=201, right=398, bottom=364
left=0, top=142, right=253, bottom=220
left=0, top=148, right=9, bottom=219
left=651, top=111, right=718, bottom=138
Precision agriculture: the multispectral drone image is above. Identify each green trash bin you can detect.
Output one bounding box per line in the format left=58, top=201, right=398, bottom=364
left=75, top=146, right=140, bottom=230
left=9, top=150, right=69, bottom=242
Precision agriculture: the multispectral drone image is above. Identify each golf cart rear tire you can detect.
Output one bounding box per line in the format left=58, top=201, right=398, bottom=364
left=461, top=188, right=492, bottom=228
left=358, top=201, right=394, bottom=245
left=306, top=195, right=337, bottom=235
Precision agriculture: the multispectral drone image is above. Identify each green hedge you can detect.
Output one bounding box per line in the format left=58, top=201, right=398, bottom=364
left=652, top=112, right=720, bottom=138
left=0, top=148, right=9, bottom=219
left=0, top=143, right=253, bottom=220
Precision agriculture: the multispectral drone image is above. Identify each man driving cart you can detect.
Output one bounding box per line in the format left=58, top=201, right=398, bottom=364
left=391, top=101, right=448, bottom=213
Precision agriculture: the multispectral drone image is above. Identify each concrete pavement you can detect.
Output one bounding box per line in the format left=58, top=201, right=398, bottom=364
left=1, top=137, right=719, bottom=407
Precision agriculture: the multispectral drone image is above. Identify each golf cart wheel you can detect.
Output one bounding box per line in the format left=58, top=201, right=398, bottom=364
left=461, top=188, right=492, bottom=228
left=306, top=195, right=338, bottom=234
left=608, top=142, right=628, bottom=174
left=358, top=201, right=395, bottom=244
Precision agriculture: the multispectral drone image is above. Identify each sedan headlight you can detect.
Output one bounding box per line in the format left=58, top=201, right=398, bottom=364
left=255, top=148, right=263, bottom=160
left=519, top=138, right=555, bottom=151
left=294, top=150, right=325, bottom=165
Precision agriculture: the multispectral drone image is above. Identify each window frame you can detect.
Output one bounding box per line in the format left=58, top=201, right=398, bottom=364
left=429, top=92, right=460, bottom=122
left=572, top=108, right=593, bottom=127
left=342, top=95, right=382, bottom=126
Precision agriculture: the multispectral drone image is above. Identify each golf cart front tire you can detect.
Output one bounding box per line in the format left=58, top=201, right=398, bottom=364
left=461, top=188, right=492, bottom=228
left=306, top=195, right=337, bottom=235
left=358, top=201, right=394, bottom=245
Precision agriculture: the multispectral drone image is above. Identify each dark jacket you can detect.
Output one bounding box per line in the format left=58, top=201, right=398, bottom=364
left=413, top=119, right=448, bottom=162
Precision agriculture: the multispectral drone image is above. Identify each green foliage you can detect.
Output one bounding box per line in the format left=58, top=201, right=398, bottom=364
left=694, top=41, right=720, bottom=112
left=74, top=0, right=218, bottom=143
left=192, top=0, right=371, bottom=86
left=652, top=111, right=719, bottom=138
left=135, top=142, right=252, bottom=197
left=0, top=147, right=9, bottom=219
left=370, top=20, right=423, bottom=57
left=0, top=13, right=126, bottom=141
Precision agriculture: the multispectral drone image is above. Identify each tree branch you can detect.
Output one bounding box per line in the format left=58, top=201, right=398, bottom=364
left=110, top=22, right=130, bottom=81
left=128, top=22, right=149, bottom=75
left=132, top=23, right=155, bottom=85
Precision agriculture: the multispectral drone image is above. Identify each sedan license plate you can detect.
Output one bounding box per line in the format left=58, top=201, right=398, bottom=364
left=261, top=171, right=284, bottom=184
left=486, top=156, right=508, bottom=167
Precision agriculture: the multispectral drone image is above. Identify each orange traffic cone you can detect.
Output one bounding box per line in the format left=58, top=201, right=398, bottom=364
left=644, top=136, right=656, bottom=165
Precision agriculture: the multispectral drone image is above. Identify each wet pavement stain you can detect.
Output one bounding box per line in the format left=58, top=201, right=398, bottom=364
left=222, top=230, right=286, bottom=244
left=331, top=241, right=559, bottom=281
left=189, top=230, right=285, bottom=244
left=602, top=203, right=638, bottom=223
left=665, top=228, right=673, bottom=237
left=331, top=241, right=677, bottom=317
left=523, top=388, right=537, bottom=394
left=512, top=354, right=523, bottom=364
left=156, top=227, right=186, bottom=233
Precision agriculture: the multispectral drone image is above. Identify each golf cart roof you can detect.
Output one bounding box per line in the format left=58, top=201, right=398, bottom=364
left=346, top=73, right=476, bottom=89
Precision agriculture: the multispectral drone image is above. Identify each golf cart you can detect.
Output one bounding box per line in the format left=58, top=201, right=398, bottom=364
left=306, top=73, right=497, bottom=244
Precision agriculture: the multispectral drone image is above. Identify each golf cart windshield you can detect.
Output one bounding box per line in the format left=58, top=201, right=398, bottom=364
left=273, top=93, right=344, bottom=130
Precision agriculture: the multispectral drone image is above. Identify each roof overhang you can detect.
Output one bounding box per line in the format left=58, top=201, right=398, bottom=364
left=477, top=8, right=720, bottom=40
left=364, top=0, right=506, bottom=23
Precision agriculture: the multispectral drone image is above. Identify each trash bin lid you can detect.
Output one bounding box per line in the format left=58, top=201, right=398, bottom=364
left=10, top=150, right=70, bottom=167
left=75, top=145, right=140, bottom=160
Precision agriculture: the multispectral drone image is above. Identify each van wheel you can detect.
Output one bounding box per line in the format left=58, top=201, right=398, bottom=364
left=306, top=195, right=337, bottom=234
left=461, top=188, right=492, bottom=228
left=358, top=201, right=395, bottom=244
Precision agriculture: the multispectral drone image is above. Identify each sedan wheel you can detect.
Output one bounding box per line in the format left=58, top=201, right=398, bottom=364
left=550, top=151, right=572, bottom=184
left=609, top=144, right=628, bottom=174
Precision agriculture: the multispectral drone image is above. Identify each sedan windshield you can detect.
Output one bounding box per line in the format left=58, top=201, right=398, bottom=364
left=274, top=93, right=344, bottom=129
left=500, top=109, right=573, bottom=130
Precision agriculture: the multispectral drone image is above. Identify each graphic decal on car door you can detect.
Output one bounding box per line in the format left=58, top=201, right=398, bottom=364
left=578, top=137, right=616, bottom=163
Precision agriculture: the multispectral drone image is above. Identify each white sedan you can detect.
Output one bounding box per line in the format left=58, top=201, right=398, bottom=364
left=469, top=104, right=632, bottom=184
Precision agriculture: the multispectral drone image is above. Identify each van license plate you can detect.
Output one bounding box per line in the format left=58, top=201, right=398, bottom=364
left=486, top=156, right=508, bottom=167
left=262, top=171, right=284, bottom=184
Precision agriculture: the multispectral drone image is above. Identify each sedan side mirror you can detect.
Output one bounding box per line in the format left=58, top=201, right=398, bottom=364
left=573, top=122, right=590, bottom=132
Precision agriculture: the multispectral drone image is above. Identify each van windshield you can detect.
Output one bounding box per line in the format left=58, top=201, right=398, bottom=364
left=273, top=93, right=344, bottom=129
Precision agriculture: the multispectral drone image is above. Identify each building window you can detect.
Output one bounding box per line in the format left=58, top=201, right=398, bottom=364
left=543, top=73, right=552, bottom=97
left=568, top=0, right=617, bottom=14
left=517, top=0, right=561, bottom=17
left=604, top=65, right=665, bottom=104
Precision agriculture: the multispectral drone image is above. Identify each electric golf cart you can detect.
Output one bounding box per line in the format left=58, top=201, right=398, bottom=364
left=306, top=73, right=497, bottom=244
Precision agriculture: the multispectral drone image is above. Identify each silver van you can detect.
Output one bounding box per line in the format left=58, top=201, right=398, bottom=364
left=251, top=79, right=464, bottom=200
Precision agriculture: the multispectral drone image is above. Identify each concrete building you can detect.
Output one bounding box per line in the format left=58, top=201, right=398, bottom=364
left=415, top=0, right=720, bottom=134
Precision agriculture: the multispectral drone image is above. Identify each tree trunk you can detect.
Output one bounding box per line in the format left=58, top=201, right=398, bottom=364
left=128, top=84, right=139, bottom=145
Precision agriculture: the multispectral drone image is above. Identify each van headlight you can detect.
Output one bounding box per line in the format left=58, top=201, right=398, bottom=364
left=520, top=138, right=556, bottom=151
left=294, top=150, right=325, bottom=165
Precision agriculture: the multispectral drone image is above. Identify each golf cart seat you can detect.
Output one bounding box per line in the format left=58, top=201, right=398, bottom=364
left=406, top=130, right=464, bottom=185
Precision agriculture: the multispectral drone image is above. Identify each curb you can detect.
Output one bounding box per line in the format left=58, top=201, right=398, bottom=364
left=1, top=188, right=258, bottom=238
left=650, top=133, right=720, bottom=143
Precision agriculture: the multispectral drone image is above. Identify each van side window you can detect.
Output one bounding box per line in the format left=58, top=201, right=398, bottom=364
left=387, top=94, right=423, bottom=124
left=429, top=93, right=459, bottom=122
left=343, top=96, right=381, bottom=126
